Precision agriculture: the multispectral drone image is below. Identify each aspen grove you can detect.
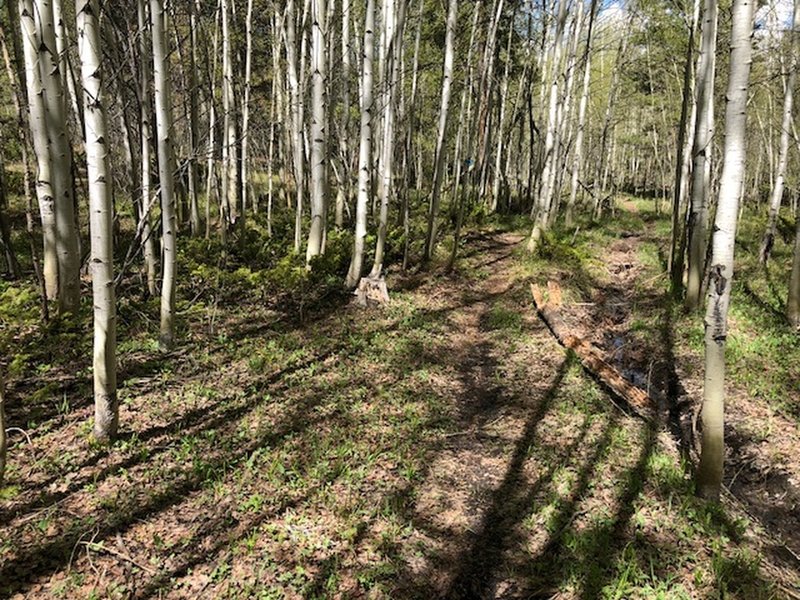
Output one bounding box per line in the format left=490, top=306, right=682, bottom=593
left=0, top=0, right=800, bottom=596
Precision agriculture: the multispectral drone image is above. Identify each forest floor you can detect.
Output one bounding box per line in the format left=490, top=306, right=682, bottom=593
left=1, top=200, right=800, bottom=598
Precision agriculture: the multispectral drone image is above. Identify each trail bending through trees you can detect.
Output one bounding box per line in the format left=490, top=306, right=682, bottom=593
left=1, top=222, right=799, bottom=598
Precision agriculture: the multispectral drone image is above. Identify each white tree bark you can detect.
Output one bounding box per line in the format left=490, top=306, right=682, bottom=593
left=53, top=0, right=83, bottom=133
left=685, top=0, right=718, bottom=311
left=565, top=0, right=598, bottom=226
left=286, top=0, right=306, bottom=253
left=77, top=0, right=117, bottom=442
left=345, top=0, right=375, bottom=289
left=241, top=0, right=254, bottom=215
left=696, top=0, right=754, bottom=501
left=306, top=0, right=329, bottom=264
left=370, top=0, right=407, bottom=277
left=528, top=0, right=567, bottom=251
left=760, top=0, right=799, bottom=264
left=669, top=0, right=701, bottom=292
left=137, top=0, right=159, bottom=297
left=221, top=0, right=238, bottom=232
left=188, top=0, right=201, bottom=235
left=36, top=0, right=81, bottom=313
left=150, top=0, right=177, bottom=350
left=422, top=0, right=458, bottom=261
left=335, top=0, right=352, bottom=229
left=19, top=0, right=58, bottom=302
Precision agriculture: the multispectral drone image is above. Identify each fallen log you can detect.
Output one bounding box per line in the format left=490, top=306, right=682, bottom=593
left=531, top=282, right=654, bottom=419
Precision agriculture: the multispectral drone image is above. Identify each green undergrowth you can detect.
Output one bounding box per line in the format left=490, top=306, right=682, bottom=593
left=1, top=192, right=797, bottom=598
left=517, top=195, right=795, bottom=598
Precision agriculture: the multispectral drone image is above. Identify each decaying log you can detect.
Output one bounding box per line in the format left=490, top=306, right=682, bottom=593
left=354, top=276, right=390, bottom=307
left=531, top=282, right=653, bottom=418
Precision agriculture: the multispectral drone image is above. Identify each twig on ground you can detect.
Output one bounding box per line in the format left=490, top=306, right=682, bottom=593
left=5, top=427, right=32, bottom=446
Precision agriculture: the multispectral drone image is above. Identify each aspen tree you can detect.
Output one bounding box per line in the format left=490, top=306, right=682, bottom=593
left=19, top=0, right=56, bottom=302
left=565, top=0, right=598, bottom=226
left=345, top=0, right=375, bottom=289
left=760, top=0, right=799, bottom=264
left=446, top=0, right=481, bottom=272
left=529, top=0, right=567, bottom=251
left=188, top=0, right=201, bottom=235
left=241, top=0, right=254, bottom=216
left=77, top=0, right=117, bottom=441
left=204, top=0, right=221, bottom=240
left=286, top=0, right=306, bottom=253
left=150, top=0, right=177, bottom=350
left=591, top=13, right=632, bottom=221
left=669, top=0, right=701, bottom=294
left=33, top=0, right=81, bottom=313
left=370, top=0, right=407, bottom=276
left=335, top=0, right=352, bottom=229
left=491, top=14, right=515, bottom=213
left=402, top=0, right=423, bottom=270
left=138, top=0, right=158, bottom=297
left=696, top=0, right=754, bottom=501
left=53, top=0, right=83, bottom=134
left=422, top=0, right=458, bottom=262
left=685, top=0, right=718, bottom=311
left=307, top=0, right=329, bottom=264
left=221, top=0, right=238, bottom=231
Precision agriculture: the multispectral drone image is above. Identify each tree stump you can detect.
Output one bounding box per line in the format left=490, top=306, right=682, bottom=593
left=354, top=276, right=390, bottom=307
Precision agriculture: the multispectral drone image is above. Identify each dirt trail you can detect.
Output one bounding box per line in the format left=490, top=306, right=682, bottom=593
left=1, top=227, right=798, bottom=598
left=561, top=225, right=800, bottom=575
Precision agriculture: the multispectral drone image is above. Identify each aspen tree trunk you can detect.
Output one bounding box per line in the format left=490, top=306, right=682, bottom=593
left=53, top=0, right=83, bottom=133
left=1, top=16, right=48, bottom=315
left=151, top=0, right=177, bottom=350
left=491, top=17, right=514, bottom=212
left=528, top=0, right=567, bottom=251
left=685, top=0, right=718, bottom=311
left=335, top=0, right=351, bottom=229
left=670, top=0, right=701, bottom=294
left=591, top=16, right=631, bottom=221
left=551, top=2, right=583, bottom=218
left=188, top=0, right=201, bottom=235
left=759, top=0, right=799, bottom=264
left=286, top=0, right=306, bottom=253
left=241, top=0, right=254, bottom=215
left=19, top=0, right=58, bottom=300
left=221, top=0, right=238, bottom=232
left=370, top=0, right=407, bottom=276
left=344, top=0, right=375, bottom=289
left=697, top=0, right=753, bottom=501
left=34, top=0, right=81, bottom=313
left=422, top=0, right=458, bottom=262
left=565, top=0, right=598, bottom=226
left=204, top=0, right=221, bottom=240
left=138, top=0, right=159, bottom=297
left=306, top=0, right=329, bottom=264
left=77, top=0, right=117, bottom=442
left=475, top=0, right=504, bottom=201
left=401, top=0, right=423, bottom=269
left=446, top=0, right=481, bottom=272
